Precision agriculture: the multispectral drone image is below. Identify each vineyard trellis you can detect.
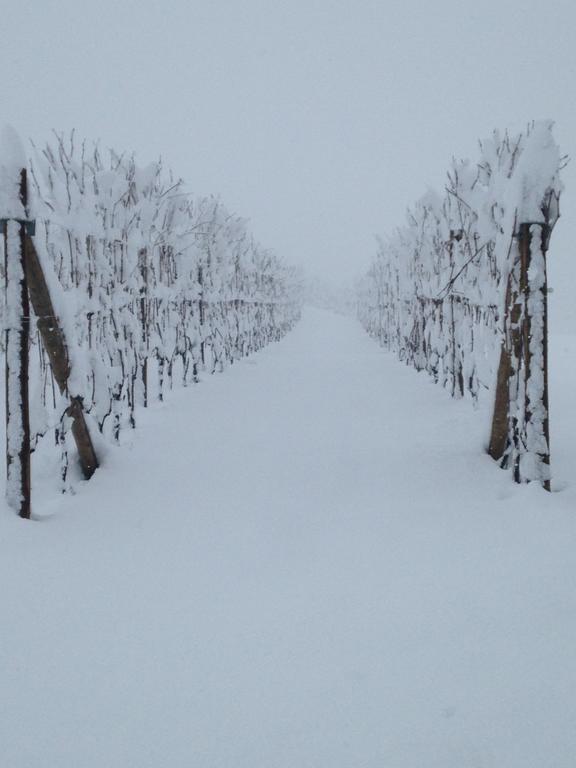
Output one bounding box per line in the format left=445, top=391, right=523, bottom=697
left=1, top=129, right=302, bottom=517
left=357, top=121, right=564, bottom=488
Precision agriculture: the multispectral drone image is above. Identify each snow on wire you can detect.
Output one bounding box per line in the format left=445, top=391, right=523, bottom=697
left=357, top=121, right=563, bottom=486
left=2, top=131, right=302, bottom=491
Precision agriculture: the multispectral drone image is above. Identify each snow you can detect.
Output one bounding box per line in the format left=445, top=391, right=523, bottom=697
left=358, top=122, right=563, bottom=484
left=4, top=219, right=26, bottom=509
left=0, top=134, right=301, bottom=481
left=1, top=307, right=576, bottom=767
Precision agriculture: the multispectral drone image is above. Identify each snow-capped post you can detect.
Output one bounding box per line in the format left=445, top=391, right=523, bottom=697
left=515, top=221, right=551, bottom=488
left=1, top=127, right=32, bottom=517
left=494, top=208, right=557, bottom=490
left=138, top=247, right=149, bottom=407
left=488, top=138, right=561, bottom=490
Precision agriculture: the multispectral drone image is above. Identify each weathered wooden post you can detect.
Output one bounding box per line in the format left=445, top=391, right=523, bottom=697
left=138, top=247, right=149, bottom=407
left=488, top=271, right=514, bottom=466
left=24, top=235, right=99, bottom=479
left=514, top=222, right=551, bottom=490
left=198, top=263, right=206, bottom=367
left=2, top=166, right=32, bottom=517
left=488, top=208, right=556, bottom=490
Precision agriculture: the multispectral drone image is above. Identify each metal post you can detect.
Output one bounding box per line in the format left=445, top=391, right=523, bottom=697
left=3, top=169, right=31, bottom=517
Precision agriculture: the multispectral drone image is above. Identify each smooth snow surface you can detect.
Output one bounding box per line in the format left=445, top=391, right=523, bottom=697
left=2, top=308, right=576, bottom=767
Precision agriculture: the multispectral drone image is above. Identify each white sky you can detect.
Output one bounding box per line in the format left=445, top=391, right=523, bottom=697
left=2, top=0, right=575, bottom=324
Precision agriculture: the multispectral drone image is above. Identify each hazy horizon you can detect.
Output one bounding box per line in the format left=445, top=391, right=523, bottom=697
left=2, top=0, right=575, bottom=325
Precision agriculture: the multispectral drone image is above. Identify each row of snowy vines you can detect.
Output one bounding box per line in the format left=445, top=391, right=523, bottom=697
left=357, top=121, right=563, bottom=485
left=1, top=132, right=302, bottom=491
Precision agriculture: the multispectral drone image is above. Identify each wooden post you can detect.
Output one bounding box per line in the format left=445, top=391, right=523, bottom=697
left=198, top=264, right=205, bottom=367
left=514, top=223, right=551, bottom=490
left=488, top=223, right=551, bottom=490
left=540, top=228, right=551, bottom=492
left=138, top=248, right=149, bottom=407
left=3, top=169, right=31, bottom=518
left=488, top=273, right=513, bottom=465
left=24, top=234, right=99, bottom=479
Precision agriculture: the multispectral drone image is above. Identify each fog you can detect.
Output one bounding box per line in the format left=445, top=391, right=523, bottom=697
left=2, top=0, right=575, bottom=325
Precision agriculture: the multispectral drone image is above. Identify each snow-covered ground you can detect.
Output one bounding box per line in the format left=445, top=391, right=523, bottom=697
left=1, top=308, right=576, bottom=767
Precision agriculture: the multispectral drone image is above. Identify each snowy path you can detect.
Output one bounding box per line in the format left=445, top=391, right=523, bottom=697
left=2, top=308, right=576, bottom=768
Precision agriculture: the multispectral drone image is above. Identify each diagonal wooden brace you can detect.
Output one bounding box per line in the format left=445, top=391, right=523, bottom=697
left=24, top=234, right=98, bottom=479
